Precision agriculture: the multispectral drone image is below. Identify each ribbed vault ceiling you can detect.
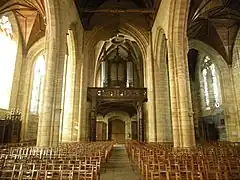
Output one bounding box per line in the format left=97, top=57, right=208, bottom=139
left=0, top=0, right=238, bottom=65
left=188, top=0, right=240, bottom=64
left=0, top=0, right=45, bottom=50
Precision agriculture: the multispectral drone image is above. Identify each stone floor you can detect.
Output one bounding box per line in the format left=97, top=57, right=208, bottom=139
left=100, top=144, right=140, bottom=180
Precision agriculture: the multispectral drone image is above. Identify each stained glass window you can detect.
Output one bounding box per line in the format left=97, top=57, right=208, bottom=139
left=210, top=64, right=220, bottom=107
left=201, top=56, right=221, bottom=109
left=30, top=55, right=45, bottom=114
left=202, top=68, right=209, bottom=107
left=0, top=16, right=17, bottom=109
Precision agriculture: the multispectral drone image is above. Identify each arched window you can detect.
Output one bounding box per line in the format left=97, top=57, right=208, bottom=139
left=201, top=56, right=221, bottom=109
left=210, top=63, right=220, bottom=107
left=0, top=16, right=17, bottom=109
left=202, top=68, right=209, bottom=107
left=30, top=55, right=45, bottom=114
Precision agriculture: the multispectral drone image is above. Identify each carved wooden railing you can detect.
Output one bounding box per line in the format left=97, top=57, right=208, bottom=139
left=87, top=87, right=147, bottom=102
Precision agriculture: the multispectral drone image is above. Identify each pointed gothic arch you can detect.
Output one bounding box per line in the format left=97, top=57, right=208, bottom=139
left=189, top=39, right=238, bottom=141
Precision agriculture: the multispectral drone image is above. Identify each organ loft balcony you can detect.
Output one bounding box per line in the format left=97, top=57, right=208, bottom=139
left=87, top=87, right=147, bottom=102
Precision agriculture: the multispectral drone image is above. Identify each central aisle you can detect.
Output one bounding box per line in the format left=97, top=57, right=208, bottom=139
left=100, top=144, right=140, bottom=180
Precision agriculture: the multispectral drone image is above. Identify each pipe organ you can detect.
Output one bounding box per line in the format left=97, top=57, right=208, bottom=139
left=101, top=47, right=135, bottom=88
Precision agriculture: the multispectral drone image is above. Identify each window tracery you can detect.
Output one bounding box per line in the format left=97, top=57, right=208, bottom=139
left=201, top=56, right=221, bottom=109
left=202, top=68, right=209, bottom=107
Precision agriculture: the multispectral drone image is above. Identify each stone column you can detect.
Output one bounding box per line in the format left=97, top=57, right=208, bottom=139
left=101, top=61, right=108, bottom=87
left=168, top=0, right=196, bottom=148
left=223, top=66, right=240, bottom=141
left=71, top=26, right=81, bottom=142
left=59, top=55, right=68, bottom=143
left=37, top=0, right=66, bottom=147
left=61, top=46, right=75, bottom=142
left=78, top=53, right=89, bottom=141
left=232, top=43, right=240, bottom=141
left=176, top=18, right=195, bottom=148
left=127, top=61, right=134, bottom=87
left=168, top=41, right=181, bottom=147
left=145, top=44, right=156, bottom=142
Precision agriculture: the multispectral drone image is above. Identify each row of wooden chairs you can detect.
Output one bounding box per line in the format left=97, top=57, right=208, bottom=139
left=126, top=141, right=240, bottom=180
left=0, top=141, right=114, bottom=180
left=0, top=163, right=97, bottom=179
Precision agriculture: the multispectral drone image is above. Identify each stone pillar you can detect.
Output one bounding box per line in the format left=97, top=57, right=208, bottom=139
left=232, top=42, right=240, bottom=141
left=168, top=42, right=181, bottom=147
left=71, top=26, right=80, bottom=142
left=59, top=55, right=68, bottom=143
left=101, top=61, right=108, bottom=87
left=223, top=66, right=240, bottom=141
left=168, top=0, right=196, bottom=148
left=78, top=53, right=89, bottom=141
left=71, top=24, right=83, bottom=142
left=37, top=0, right=66, bottom=147
left=61, top=31, right=77, bottom=142
left=145, top=44, right=156, bottom=142
left=127, top=61, right=134, bottom=87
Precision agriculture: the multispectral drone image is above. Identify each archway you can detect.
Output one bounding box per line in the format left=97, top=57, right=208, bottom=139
left=188, top=39, right=237, bottom=141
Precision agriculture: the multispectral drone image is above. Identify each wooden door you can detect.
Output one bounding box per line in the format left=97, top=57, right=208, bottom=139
left=111, top=119, right=125, bottom=144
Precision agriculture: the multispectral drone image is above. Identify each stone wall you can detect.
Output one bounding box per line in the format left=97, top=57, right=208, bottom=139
left=26, top=114, right=39, bottom=140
